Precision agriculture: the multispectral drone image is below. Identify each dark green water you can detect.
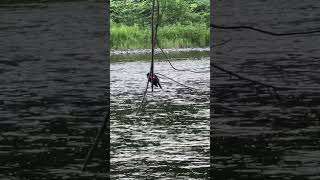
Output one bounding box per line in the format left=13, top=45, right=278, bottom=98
left=212, top=0, right=320, bottom=179
left=0, top=2, right=108, bottom=179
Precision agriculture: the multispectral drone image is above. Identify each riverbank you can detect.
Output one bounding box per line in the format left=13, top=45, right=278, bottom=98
left=111, top=47, right=209, bottom=62
left=111, top=23, right=209, bottom=50
left=111, top=47, right=209, bottom=55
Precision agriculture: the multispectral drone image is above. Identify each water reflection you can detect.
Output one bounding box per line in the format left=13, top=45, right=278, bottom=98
left=212, top=0, right=320, bottom=179
left=0, top=2, right=108, bottom=179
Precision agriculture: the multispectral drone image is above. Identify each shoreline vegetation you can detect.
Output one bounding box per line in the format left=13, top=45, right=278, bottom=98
left=111, top=0, right=209, bottom=50
left=111, top=23, right=209, bottom=50
left=1, top=0, right=209, bottom=51
left=111, top=47, right=209, bottom=55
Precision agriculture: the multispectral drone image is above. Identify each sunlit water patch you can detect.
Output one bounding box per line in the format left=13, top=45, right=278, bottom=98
left=111, top=57, right=210, bottom=179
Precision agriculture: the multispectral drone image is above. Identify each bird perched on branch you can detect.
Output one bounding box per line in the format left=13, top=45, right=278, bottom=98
left=147, top=72, right=162, bottom=89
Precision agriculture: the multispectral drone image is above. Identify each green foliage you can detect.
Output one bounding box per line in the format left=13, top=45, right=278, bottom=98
left=110, top=0, right=210, bottom=49
left=111, top=0, right=209, bottom=26
left=111, top=23, right=151, bottom=49
left=157, top=23, right=209, bottom=48
left=111, top=0, right=152, bottom=26
left=111, top=23, right=209, bottom=50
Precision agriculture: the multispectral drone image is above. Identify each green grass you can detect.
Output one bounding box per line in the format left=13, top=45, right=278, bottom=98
left=111, top=23, right=209, bottom=50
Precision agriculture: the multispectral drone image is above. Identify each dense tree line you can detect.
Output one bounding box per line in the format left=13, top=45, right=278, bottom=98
left=111, top=0, right=209, bottom=26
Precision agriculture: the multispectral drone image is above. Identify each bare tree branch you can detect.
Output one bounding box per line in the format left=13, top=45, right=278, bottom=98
left=211, top=23, right=320, bottom=36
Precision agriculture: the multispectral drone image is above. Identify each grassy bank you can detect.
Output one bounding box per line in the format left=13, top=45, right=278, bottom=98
left=111, top=23, right=209, bottom=50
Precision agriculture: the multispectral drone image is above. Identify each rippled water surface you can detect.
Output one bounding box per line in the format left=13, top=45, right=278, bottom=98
left=212, top=0, right=320, bottom=179
left=0, top=2, right=108, bottom=179
left=111, top=57, right=210, bottom=179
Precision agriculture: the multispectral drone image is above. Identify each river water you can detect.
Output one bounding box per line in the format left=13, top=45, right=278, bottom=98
left=0, top=2, right=108, bottom=179
left=111, top=54, right=210, bottom=179
left=212, top=0, right=320, bottom=179
left=2, top=0, right=318, bottom=179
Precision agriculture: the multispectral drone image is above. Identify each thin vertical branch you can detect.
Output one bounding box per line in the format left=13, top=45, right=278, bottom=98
left=82, top=107, right=110, bottom=171
left=136, top=80, right=150, bottom=115
left=150, top=0, right=156, bottom=92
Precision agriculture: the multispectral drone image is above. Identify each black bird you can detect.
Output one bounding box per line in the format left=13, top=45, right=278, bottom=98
left=147, top=72, right=162, bottom=89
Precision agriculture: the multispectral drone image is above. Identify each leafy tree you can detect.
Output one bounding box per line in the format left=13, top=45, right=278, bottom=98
left=111, top=0, right=209, bottom=26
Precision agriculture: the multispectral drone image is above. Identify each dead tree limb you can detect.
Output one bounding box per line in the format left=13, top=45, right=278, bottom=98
left=136, top=80, right=150, bottom=115
left=156, top=73, right=200, bottom=91
left=211, top=24, right=320, bottom=36
left=82, top=107, right=110, bottom=172
left=136, top=0, right=158, bottom=114
left=158, top=45, right=209, bottom=73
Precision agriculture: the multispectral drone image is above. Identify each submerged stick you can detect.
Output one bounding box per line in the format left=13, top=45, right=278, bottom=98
left=82, top=107, right=110, bottom=172
left=156, top=73, right=200, bottom=91
left=136, top=80, right=150, bottom=115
